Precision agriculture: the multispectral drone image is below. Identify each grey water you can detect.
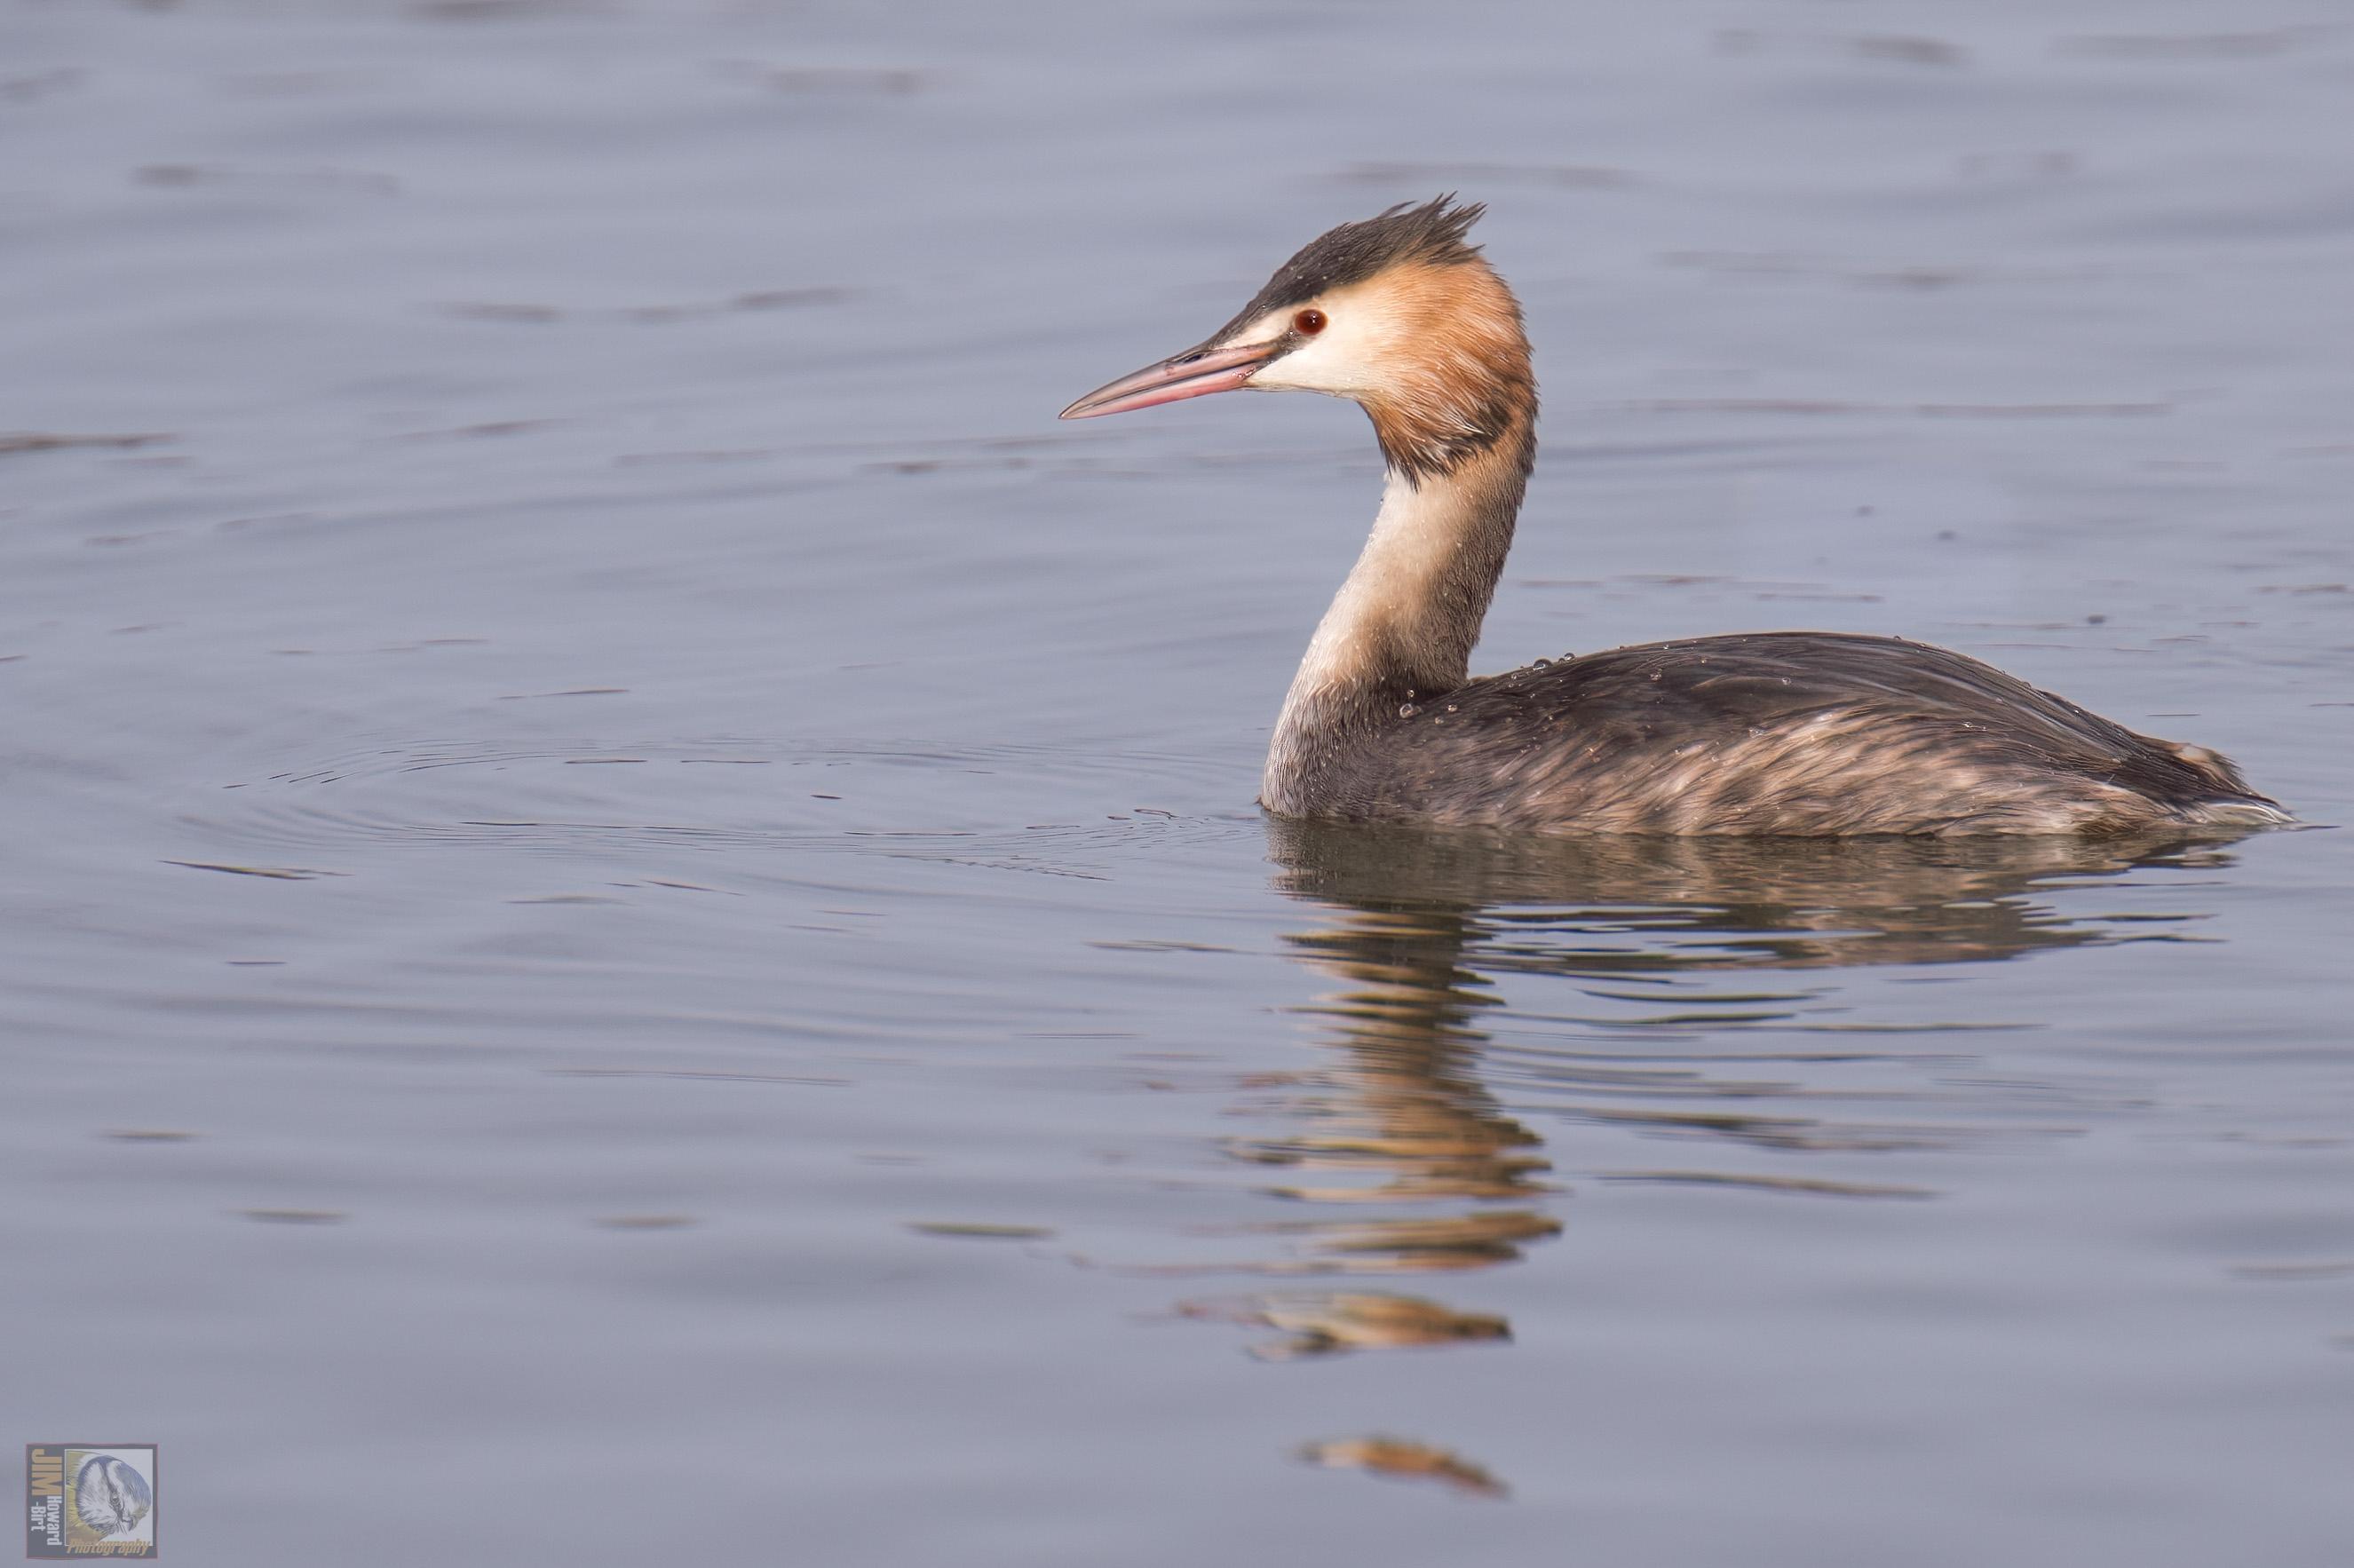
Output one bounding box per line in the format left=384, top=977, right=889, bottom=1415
left=4, top=1, right=2351, bottom=1563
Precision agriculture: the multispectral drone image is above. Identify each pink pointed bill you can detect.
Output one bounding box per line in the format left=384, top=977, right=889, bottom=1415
left=1058, top=339, right=1278, bottom=420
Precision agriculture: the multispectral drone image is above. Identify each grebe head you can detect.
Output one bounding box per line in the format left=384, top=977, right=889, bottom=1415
left=1061, top=194, right=1533, bottom=481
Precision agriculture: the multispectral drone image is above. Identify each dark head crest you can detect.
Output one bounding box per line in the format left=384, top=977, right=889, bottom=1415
left=1219, top=194, right=1488, bottom=334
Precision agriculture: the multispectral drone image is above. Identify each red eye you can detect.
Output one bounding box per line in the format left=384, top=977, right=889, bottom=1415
left=1293, top=308, right=1327, bottom=335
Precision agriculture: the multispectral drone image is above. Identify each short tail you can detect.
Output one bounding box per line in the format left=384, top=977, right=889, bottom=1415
left=2157, top=740, right=2292, bottom=826
left=2181, top=796, right=2296, bottom=828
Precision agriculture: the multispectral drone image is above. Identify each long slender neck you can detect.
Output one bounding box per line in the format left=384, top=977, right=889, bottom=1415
left=1263, top=419, right=1534, bottom=812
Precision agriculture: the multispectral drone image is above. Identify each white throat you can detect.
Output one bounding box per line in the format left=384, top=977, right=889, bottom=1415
left=1264, top=465, right=1502, bottom=808
left=1281, top=470, right=1464, bottom=709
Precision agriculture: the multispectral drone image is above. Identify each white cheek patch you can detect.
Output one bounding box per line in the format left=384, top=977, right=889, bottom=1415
left=1249, top=335, right=1366, bottom=396
left=1228, top=301, right=1397, bottom=399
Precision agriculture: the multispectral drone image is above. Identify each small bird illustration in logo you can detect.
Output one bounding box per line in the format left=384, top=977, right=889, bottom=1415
left=73, top=1454, right=153, bottom=1540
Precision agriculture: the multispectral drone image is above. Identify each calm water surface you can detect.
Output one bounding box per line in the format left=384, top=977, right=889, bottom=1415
left=5, top=2, right=2352, bottom=1563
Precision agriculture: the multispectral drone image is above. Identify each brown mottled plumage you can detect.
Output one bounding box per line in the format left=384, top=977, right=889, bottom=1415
left=1061, top=197, right=2286, bottom=835
left=1279, top=630, right=2275, bottom=835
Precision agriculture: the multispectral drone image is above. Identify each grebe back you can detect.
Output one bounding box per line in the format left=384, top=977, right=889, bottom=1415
left=1061, top=196, right=2285, bottom=835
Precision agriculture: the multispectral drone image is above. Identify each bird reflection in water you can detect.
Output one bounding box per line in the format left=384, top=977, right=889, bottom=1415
left=1181, top=822, right=2254, bottom=1368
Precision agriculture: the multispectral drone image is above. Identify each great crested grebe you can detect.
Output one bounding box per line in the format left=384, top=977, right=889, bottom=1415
left=1061, top=196, right=2285, bottom=835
